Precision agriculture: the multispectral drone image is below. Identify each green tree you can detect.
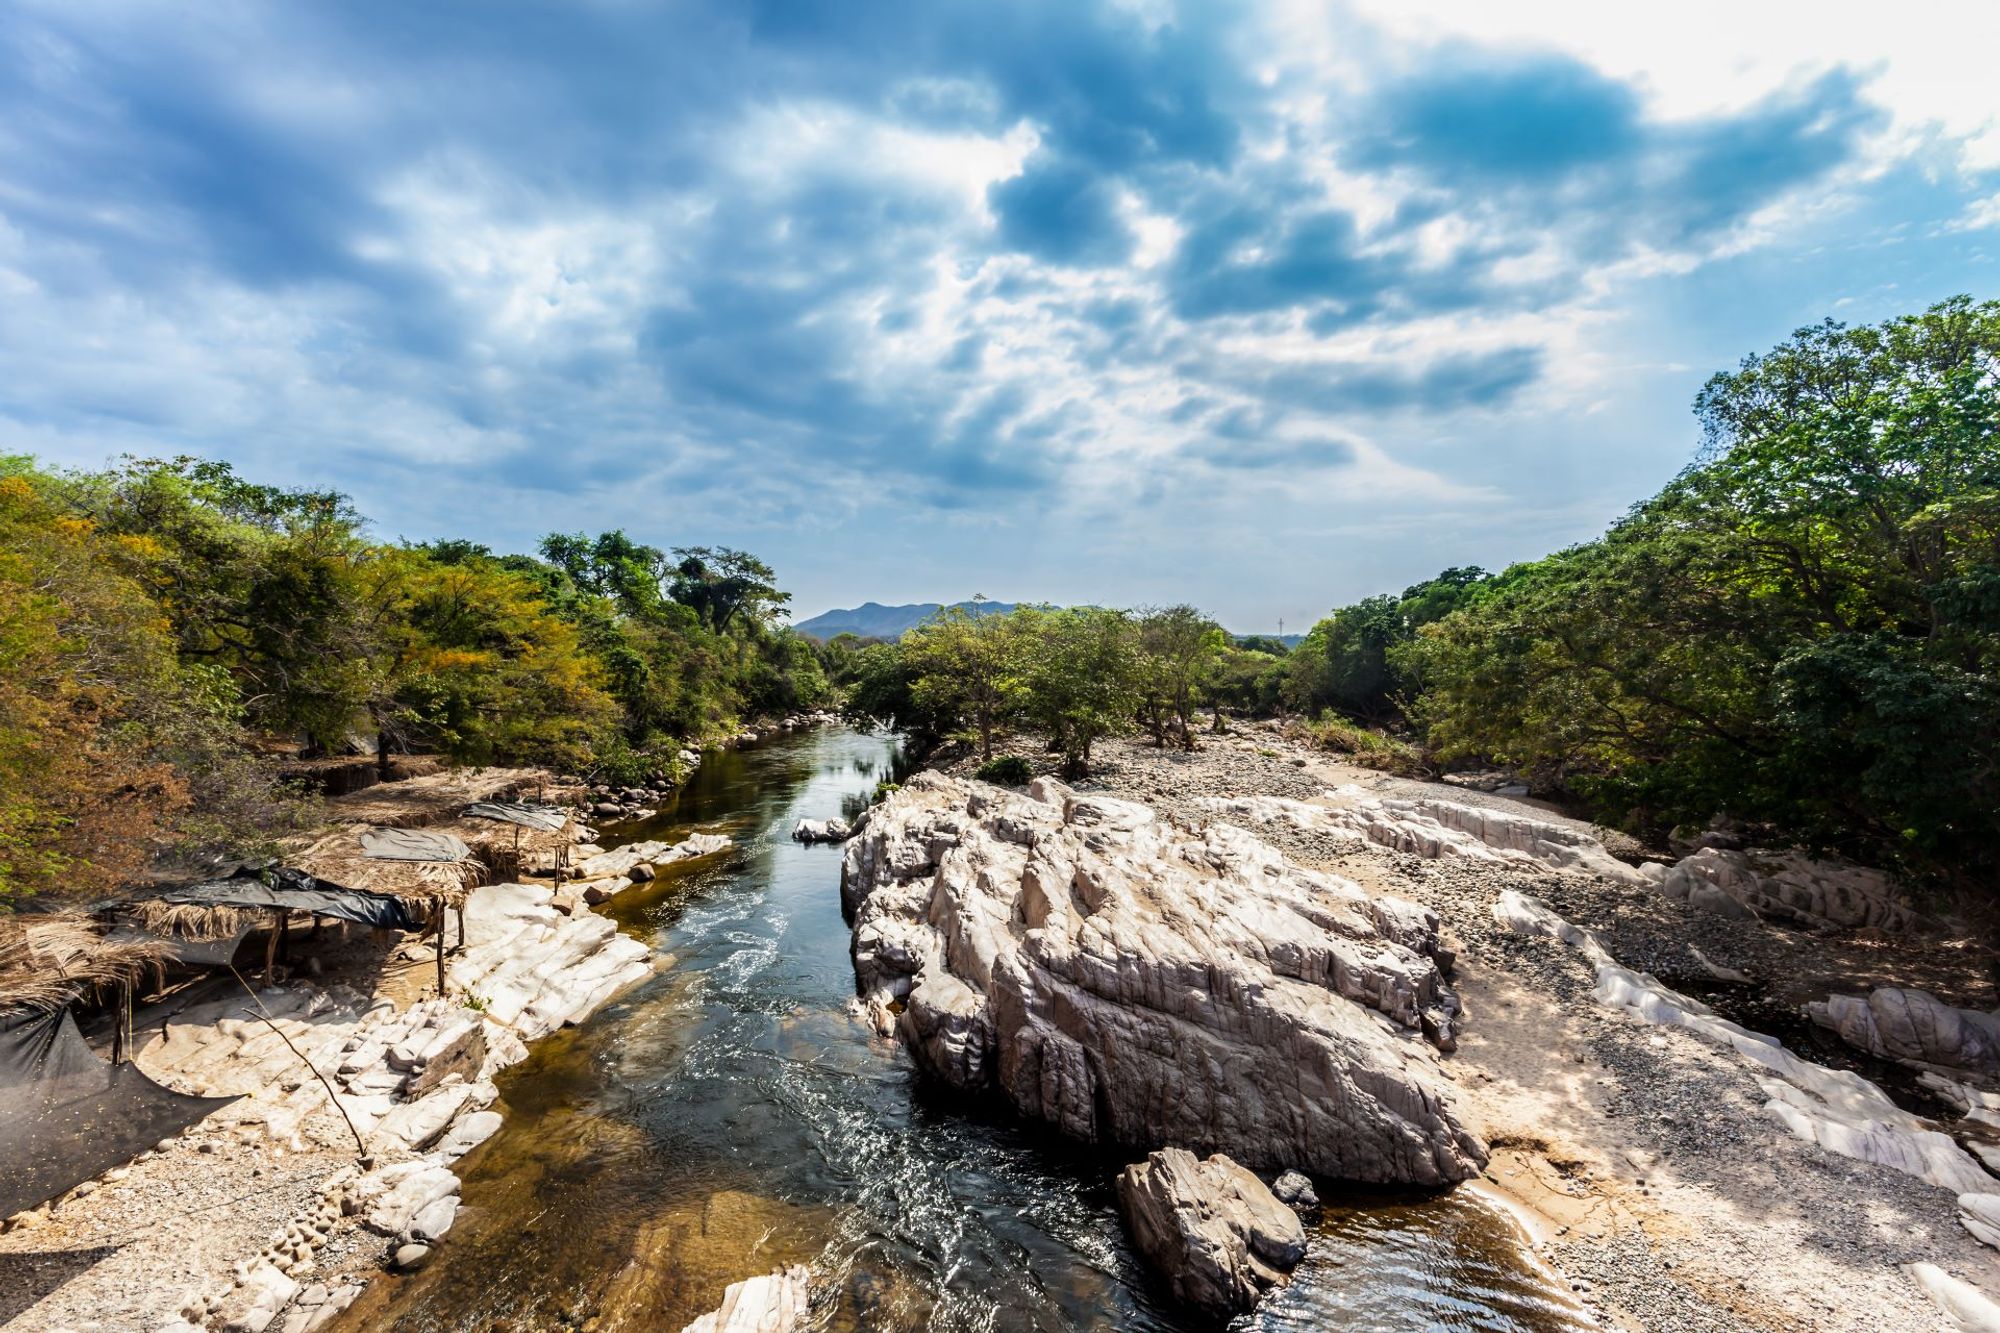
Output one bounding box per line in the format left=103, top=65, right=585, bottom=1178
left=1135, top=604, right=1226, bottom=746
left=369, top=549, right=618, bottom=769
left=1024, top=607, right=1141, bottom=776
left=670, top=546, right=790, bottom=632
left=1408, top=297, right=2000, bottom=891
left=901, top=601, right=1034, bottom=759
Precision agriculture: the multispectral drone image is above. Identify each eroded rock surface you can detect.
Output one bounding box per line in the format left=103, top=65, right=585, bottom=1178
left=124, top=882, right=658, bottom=1332
left=841, top=773, right=1485, bottom=1185
left=1495, top=889, right=1993, bottom=1195
left=1810, top=988, right=2000, bottom=1080
left=1201, top=789, right=1644, bottom=886
left=572, top=832, right=732, bottom=884
left=1659, top=847, right=1918, bottom=932
left=1117, top=1149, right=1305, bottom=1317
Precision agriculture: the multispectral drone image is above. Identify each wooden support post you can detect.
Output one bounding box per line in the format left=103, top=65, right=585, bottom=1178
left=434, top=899, right=447, bottom=997
left=456, top=906, right=466, bottom=952
left=262, top=908, right=283, bottom=984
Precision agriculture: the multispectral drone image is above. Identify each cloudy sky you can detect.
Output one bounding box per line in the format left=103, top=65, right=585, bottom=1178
left=2, top=1, right=1996, bottom=629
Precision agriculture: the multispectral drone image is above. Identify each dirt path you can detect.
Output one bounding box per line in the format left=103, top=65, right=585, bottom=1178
left=941, top=728, right=2000, bottom=1332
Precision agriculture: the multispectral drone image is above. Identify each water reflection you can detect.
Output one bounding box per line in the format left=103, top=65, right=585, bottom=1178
left=340, top=728, right=1589, bottom=1332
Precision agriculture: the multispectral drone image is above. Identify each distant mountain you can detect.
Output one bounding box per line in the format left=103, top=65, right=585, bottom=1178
left=794, top=600, right=1018, bottom=641
left=796, top=602, right=1303, bottom=647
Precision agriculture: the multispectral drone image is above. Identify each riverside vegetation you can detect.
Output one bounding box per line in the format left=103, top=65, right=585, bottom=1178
left=850, top=298, right=2000, bottom=925
left=11, top=298, right=1986, bottom=929
left=0, top=455, right=836, bottom=906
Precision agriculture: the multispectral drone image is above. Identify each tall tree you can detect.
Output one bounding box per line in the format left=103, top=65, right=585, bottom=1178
left=1024, top=608, right=1141, bottom=776
left=901, top=600, right=1034, bottom=759
left=670, top=547, right=790, bottom=632
left=1136, top=605, right=1226, bottom=747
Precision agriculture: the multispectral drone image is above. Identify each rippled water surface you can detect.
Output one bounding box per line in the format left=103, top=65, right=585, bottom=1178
left=341, top=727, right=1592, bottom=1332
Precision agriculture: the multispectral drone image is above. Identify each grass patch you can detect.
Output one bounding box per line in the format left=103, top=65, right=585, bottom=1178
left=1293, top=713, right=1427, bottom=775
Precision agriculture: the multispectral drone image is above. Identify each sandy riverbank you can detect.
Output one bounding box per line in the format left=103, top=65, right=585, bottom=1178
left=936, top=728, right=2000, bottom=1332
left=0, top=872, right=677, bottom=1333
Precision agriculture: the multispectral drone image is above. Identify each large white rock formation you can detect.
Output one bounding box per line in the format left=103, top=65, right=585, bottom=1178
left=1809, top=988, right=2000, bottom=1079
left=1208, top=785, right=1922, bottom=937
left=841, top=774, right=1485, bottom=1185
left=571, top=832, right=732, bottom=884
left=1200, top=789, right=1646, bottom=886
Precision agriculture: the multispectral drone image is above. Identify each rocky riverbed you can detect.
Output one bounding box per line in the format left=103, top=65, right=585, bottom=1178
left=918, top=728, right=2000, bottom=1332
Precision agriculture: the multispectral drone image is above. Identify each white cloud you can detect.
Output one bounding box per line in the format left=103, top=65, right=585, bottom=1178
left=1340, top=0, right=2000, bottom=167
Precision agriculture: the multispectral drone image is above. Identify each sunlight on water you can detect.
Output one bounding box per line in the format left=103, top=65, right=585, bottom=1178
left=337, top=728, right=1588, bottom=1333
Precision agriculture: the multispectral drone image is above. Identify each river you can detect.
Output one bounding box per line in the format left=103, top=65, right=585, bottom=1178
left=341, top=726, right=1591, bottom=1331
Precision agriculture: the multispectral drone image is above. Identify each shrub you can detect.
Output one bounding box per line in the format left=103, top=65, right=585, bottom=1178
left=974, top=754, right=1034, bottom=786
left=1294, top=712, right=1425, bottom=775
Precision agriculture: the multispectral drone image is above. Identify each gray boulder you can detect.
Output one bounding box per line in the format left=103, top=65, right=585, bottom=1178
left=1271, top=1169, right=1320, bottom=1212
left=1659, top=847, right=1917, bottom=931
left=792, top=817, right=853, bottom=844
left=1809, top=988, right=2000, bottom=1078
left=1118, top=1149, right=1306, bottom=1317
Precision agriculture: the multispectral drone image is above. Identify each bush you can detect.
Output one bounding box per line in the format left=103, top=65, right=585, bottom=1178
left=1294, top=713, right=1425, bottom=775
left=974, top=754, right=1034, bottom=786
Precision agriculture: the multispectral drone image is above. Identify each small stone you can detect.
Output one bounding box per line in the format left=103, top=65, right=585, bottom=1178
left=1271, top=1169, right=1320, bottom=1212
left=393, top=1242, right=434, bottom=1271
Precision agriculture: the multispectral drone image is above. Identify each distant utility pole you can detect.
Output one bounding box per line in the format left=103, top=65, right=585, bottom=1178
left=1278, top=617, right=1284, bottom=638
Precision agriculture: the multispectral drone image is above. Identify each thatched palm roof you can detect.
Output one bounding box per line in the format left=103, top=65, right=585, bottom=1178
left=442, top=803, right=579, bottom=878
left=292, top=828, right=482, bottom=909
left=0, top=914, right=169, bottom=1013
left=318, top=767, right=548, bottom=831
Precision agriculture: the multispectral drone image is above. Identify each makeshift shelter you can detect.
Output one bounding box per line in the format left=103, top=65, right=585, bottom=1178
left=449, top=801, right=579, bottom=879
left=293, top=828, right=479, bottom=904
left=0, top=917, right=234, bottom=1219
left=118, top=865, right=435, bottom=967
left=292, top=827, right=483, bottom=992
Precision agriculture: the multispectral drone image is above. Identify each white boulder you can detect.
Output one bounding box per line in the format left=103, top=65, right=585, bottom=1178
left=842, top=774, right=1484, bottom=1185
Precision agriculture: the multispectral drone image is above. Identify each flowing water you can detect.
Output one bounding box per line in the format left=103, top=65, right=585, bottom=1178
left=341, top=727, right=1592, bottom=1332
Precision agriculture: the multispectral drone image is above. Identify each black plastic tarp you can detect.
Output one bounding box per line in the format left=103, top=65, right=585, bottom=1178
left=143, top=866, right=430, bottom=932
left=0, top=1005, right=238, bottom=1218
